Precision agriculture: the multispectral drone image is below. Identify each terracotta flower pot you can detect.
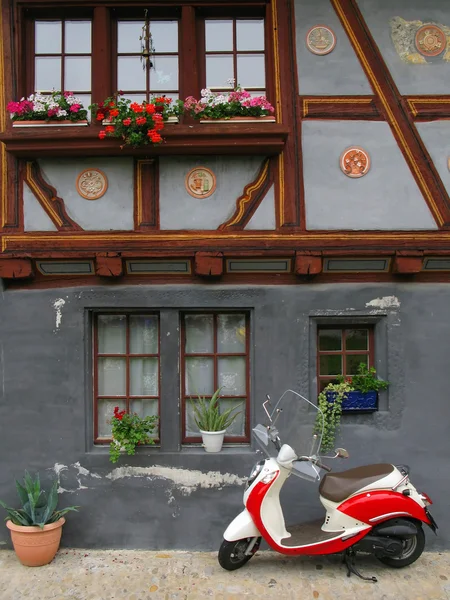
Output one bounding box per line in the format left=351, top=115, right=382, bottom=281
left=6, top=517, right=65, bottom=567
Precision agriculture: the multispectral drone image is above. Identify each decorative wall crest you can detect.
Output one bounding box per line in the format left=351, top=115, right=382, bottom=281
left=76, top=168, right=108, bottom=200
left=390, top=17, right=450, bottom=64
left=415, top=25, right=447, bottom=57
left=185, top=167, right=216, bottom=199
left=340, top=147, right=371, bottom=178
left=305, top=26, right=336, bottom=56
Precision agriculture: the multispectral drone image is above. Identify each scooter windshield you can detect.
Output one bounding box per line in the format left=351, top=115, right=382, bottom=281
left=252, top=390, right=324, bottom=480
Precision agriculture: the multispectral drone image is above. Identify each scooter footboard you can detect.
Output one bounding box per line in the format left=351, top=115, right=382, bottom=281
left=223, top=509, right=261, bottom=541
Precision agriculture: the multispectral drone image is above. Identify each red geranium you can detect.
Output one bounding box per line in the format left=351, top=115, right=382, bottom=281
left=136, top=116, right=147, bottom=126
left=98, top=130, right=107, bottom=139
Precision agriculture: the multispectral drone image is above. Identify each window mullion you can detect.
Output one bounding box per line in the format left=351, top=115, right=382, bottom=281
left=159, top=309, right=181, bottom=452
left=92, top=6, right=112, bottom=104
left=180, top=6, right=200, bottom=100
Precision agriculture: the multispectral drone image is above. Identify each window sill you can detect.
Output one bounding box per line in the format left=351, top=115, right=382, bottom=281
left=0, top=123, right=289, bottom=157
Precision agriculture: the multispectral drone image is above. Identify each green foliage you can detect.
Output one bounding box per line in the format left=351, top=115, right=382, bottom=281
left=315, top=363, right=389, bottom=452
left=192, top=388, right=242, bottom=432
left=338, top=363, right=389, bottom=393
left=109, top=407, right=158, bottom=463
left=0, top=471, right=78, bottom=529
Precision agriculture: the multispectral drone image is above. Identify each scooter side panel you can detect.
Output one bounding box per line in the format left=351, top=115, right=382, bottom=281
left=223, top=509, right=261, bottom=541
left=338, top=490, right=432, bottom=525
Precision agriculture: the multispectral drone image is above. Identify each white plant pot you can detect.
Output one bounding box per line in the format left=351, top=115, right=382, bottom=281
left=200, top=429, right=226, bottom=453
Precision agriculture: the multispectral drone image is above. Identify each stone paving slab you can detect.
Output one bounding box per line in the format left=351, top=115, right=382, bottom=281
left=0, top=549, right=449, bottom=600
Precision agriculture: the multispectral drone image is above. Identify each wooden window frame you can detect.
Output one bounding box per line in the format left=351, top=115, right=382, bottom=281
left=316, top=326, right=375, bottom=393
left=181, top=311, right=251, bottom=444
left=93, top=312, right=161, bottom=444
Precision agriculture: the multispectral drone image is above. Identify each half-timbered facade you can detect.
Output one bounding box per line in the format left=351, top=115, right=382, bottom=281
left=0, top=0, right=449, bottom=549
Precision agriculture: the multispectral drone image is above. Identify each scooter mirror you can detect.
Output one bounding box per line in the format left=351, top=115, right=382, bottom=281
left=335, top=448, right=349, bottom=459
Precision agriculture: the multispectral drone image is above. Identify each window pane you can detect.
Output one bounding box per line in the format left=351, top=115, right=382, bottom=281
left=318, top=329, right=342, bottom=351
left=118, top=56, right=146, bottom=91
left=130, top=316, right=158, bottom=354
left=130, top=399, right=159, bottom=419
left=217, top=314, right=246, bottom=353
left=130, top=358, right=159, bottom=396
left=205, top=20, right=233, bottom=51
left=64, top=57, right=91, bottom=91
left=35, top=57, right=61, bottom=91
left=122, top=93, right=146, bottom=104
left=98, top=358, right=126, bottom=395
left=150, top=56, right=178, bottom=91
left=236, top=20, right=264, bottom=51
left=75, top=93, right=91, bottom=117
left=346, top=329, right=368, bottom=351
left=151, top=21, right=178, bottom=53
left=118, top=21, right=144, bottom=53
left=98, top=315, right=126, bottom=354
left=185, top=400, right=199, bottom=436
left=185, top=315, right=214, bottom=353
left=220, top=399, right=245, bottom=436
left=98, top=399, right=126, bottom=437
left=35, top=21, right=61, bottom=54
left=65, top=21, right=91, bottom=54
left=237, top=54, right=265, bottom=88
left=346, top=355, right=368, bottom=376
left=319, top=355, right=342, bottom=376
left=218, top=357, right=246, bottom=395
left=185, top=357, right=214, bottom=395
left=206, top=55, right=233, bottom=88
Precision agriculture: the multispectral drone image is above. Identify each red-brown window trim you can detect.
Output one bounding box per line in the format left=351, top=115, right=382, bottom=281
left=316, top=326, right=375, bottom=393
left=93, top=312, right=161, bottom=444
left=180, top=311, right=251, bottom=444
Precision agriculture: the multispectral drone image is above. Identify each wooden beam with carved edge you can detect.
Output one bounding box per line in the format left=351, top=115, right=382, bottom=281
left=301, top=96, right=382, bottom=120
left=331, top=0, right=450, bottom=228
left=23, top=161, right=83, bottom=231
left=218, top=159, right=273, bottom=231
left=134, top=159, right=159, bottom=230
left=404, top=97, right=450, bottom=121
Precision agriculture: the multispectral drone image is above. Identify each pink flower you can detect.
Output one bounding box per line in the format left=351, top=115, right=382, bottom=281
left=47, top=108, right=58, bottom=117
left=63, top=91, right=74, bottom=98
left=69, top=104, right=81, bottom=113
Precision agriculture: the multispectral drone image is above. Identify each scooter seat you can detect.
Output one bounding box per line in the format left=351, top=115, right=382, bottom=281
left=319, top=463, right=395, bottom=503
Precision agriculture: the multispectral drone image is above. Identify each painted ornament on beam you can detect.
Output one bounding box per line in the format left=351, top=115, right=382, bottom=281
left=185, top=167, right=216, bottom=199
left=76, top=168, right=108, bottom=200
left=340, top=147, right=371, bottom=179
left=306, top=26, right=336, bottom=56
left=390, top=17, right=450, bottom=64
left=415, top=25, right=447, bottom=57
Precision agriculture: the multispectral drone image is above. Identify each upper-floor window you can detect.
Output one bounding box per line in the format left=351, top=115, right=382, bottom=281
left=33, top=19, right=92, bottom=110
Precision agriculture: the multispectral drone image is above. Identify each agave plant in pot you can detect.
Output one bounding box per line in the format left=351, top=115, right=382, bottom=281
left=192, top=388, right=242, bottom=453
left=0, top=471, right=78, bottom=566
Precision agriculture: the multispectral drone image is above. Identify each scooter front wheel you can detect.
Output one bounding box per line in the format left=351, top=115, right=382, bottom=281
left=218, top=537, right=261, bottom=571
left=377, top=525, right=425, bottom=568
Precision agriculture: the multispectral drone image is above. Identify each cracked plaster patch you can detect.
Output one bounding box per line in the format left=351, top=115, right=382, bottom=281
left=365, top=296, right=400, bottom=309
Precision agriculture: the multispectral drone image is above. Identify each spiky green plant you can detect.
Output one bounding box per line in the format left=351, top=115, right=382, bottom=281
left=192, top=388, right=242, bottom=432
left=0, top=471, right=78, bottom=529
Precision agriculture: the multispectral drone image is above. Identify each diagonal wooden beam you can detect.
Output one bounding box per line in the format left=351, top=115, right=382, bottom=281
left=331, top=0, right=450, bottom=228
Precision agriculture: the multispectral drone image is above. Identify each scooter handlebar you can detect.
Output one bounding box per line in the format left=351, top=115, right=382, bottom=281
left=313, top=459, right=332, bottom=472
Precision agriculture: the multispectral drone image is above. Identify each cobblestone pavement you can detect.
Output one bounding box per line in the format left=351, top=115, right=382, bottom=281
left=0, top=549, right=449, bottom=600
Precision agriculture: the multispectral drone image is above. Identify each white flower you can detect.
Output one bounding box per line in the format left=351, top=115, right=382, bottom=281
left=32, top=102, right=46, bottom=112
left=226, top=77, right=235, bottom=86
left=57, top=109, right=67, bottom=117
left=213, top=94, right=229, bottom=105
left=200, top=88, right=213, bottom=98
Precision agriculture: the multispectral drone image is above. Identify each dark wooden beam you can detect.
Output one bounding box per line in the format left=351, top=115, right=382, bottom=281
left=331, top=0, right=450, bottom=228
left=404, top=97, right=450, bottom=121
left=300, top=96, right=382, bottom=120
left=134, top=159, right=159, bottom=230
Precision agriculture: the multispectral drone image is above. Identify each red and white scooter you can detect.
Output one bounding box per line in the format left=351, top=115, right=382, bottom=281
left=219, top=391, right=437, bottom=581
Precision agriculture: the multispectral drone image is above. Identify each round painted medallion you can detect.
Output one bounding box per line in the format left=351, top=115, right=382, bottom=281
left=306, top=26, right=337, bottom=56
left=340, top=147, right=371, bottom=178
left=185, top=167, right=216, bottom=199
left=76, top=168, right=108, bottom=200
left=415, top=24, right=447, bottom=57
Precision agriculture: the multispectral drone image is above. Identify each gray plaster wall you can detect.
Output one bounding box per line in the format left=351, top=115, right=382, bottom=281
left=245, top=184, right=276, bottom=230
left=302, top=120, right=437, bottom=230
left=159, top=156, right=264, bottom=230
left=23, top=183, right=58, bottom=231
left=37, top=158, right=134, bottom=231
left=357, top=0, right=450, bottom=95
left=0, top=283, right=448, bottom=550
left=416, top=122, right=450, bottom=198
left=295, top=0, right=372, bottom=95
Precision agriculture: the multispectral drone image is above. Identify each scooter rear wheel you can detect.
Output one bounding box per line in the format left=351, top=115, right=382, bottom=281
left=377, top=525, right=425, bottom=568
left=218, top=537, right=261, bottom=571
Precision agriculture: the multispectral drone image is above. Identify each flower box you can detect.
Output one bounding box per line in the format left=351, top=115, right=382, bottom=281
left=326, top=390, right=378, bottom=412
left=199, top=116, right=276, bottom=124
left=12, top=120, right=89, bottom=127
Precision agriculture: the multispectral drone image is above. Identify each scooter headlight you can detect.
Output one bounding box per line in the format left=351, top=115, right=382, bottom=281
left=245, top=461, right=264, bottom=489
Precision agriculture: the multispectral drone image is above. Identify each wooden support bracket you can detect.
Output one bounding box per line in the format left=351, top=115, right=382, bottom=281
left=295, top=251, right=322, bottom=276
left=394, top=251, right=424, bottom=274
left=95, top=253, right=123, bottom=277
left=194, top=252, right=223, bottom=277
left=0, top=258, right=34, bottom=279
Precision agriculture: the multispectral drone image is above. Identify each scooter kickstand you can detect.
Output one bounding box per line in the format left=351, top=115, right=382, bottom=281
left=343, top=549, right=377, bottom=583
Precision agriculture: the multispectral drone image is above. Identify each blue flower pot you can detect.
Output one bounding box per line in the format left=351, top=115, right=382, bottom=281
left=326, top=390, right=378, bottom=412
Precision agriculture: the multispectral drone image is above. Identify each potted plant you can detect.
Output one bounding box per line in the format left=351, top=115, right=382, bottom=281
left=90, top=93, right=184, bottom=148
left=7, top=91, right=88, bottom=126
left=192, top=388, right=242, bottom=453
left=183, top=79, right=275, bottom=123
left=0, top=471, right=78, bottom=567
left=109, top=406, right=158, bottom=463
left=314, top=364, right=389, bottom=452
